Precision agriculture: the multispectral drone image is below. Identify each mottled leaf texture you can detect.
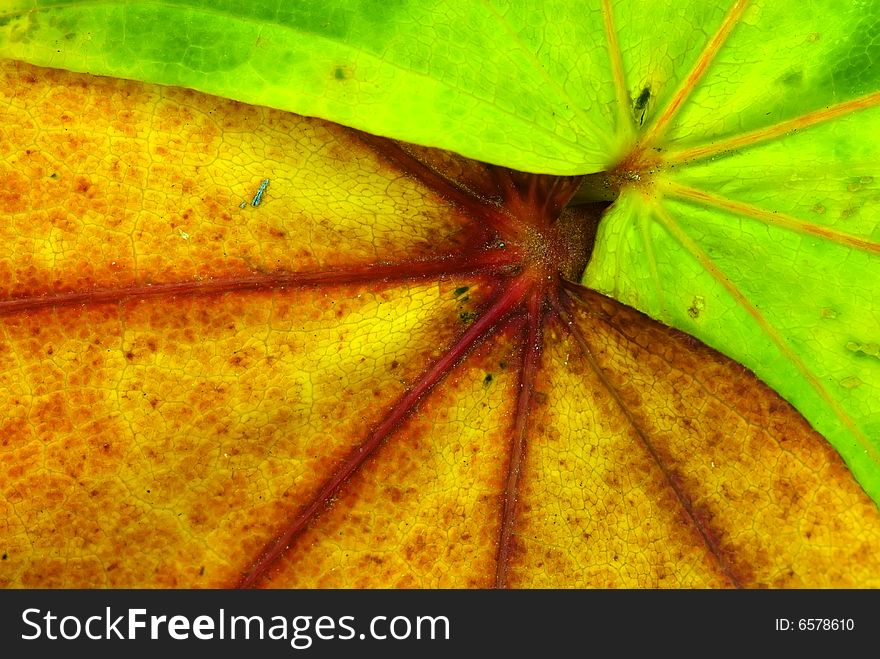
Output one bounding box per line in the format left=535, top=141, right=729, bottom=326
left=2, top=0, right=879, bottom=515
left=2, top=60, right=880, bottom=588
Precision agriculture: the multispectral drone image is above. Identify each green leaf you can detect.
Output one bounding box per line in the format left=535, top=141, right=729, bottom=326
left=2, top=0, right=879, bottom=503
left=582, top=0, right=880, bottom=501
left=0, top=0, right=620, bottom=173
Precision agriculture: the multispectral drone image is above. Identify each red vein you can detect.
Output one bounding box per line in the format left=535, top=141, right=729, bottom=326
left=0, top=251, right=516, bottom=318
left=356, top=132, right=517, bottom=236
left=665, top=182, right=880, bottom=255
left=236, top=277, right=531, bottom=588
left=665, top=90, right=880, bottom=165
left=555, top=290, right=744, bottom=587
left=641, top=0, right=749, bottom=149
left=494, top=287, right=543, bottom=589
left=601, top=0, right=635, bottom=140
left=651, top=204, right=880, bottom=468
left=501, top=171, right=583, bottom=228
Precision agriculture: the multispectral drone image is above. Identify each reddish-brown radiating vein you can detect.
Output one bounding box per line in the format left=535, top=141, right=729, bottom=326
left=0, top=251, right=517, bottom=318
left=665, top=182, right=880, bottom=255
left=357, top=132, right=518, bottom=236
left=640, top=0, right=749, bottom=149
left=494, top=287, right=544, bottom=588
left=555, top=287, right=744, bottom=587
left=665, top=90, right=880, bottom=165
left=237, top=276, right=532, bottom=588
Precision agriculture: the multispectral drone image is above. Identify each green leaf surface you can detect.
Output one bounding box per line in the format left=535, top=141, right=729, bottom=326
left=0, top=0, right=621, bottom=173
left=581, top=0, right=880, bottom=501
left=2, top=0, right=879, bottom=502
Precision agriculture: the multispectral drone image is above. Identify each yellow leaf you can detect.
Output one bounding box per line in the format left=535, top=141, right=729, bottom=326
left=1, top=60, right=878, bottom=588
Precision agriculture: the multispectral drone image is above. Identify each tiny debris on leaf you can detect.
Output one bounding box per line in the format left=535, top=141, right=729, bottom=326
left=252, top=178, right=270, bottom=207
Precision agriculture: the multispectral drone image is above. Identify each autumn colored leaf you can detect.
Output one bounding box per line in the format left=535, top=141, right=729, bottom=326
left=1, top=0, right=880, bottom=588
left=1, top=57, right=880, bottom=589
left=2, top=0, right=878, bottom=506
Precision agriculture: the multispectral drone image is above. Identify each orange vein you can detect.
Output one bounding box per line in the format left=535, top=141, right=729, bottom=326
left=641, top=0, right=749, bottom=148
left=554, top=292, right=743, bottom=588
left=650, top=204, right=880, bottom=468
left=601, top=0, right=635, bottom=139
left=665, top=90, right=880, bottom=165
left=665, top=182, right=880, bottom=255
